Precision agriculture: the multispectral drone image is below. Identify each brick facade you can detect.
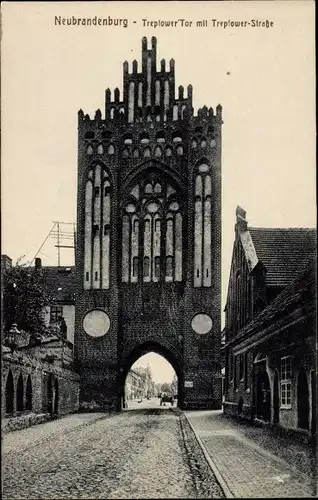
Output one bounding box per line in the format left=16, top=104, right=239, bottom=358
left=74, top=37, right=223, bottom=411
left=223, top=207, right=316, bottom=439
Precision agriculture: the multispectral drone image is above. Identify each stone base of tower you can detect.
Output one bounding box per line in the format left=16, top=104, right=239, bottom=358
left=181, top=397, right=221, bottom=411
left=78, top=365, right=118, bottom=412
left=180, top=375, right=222, bottom=411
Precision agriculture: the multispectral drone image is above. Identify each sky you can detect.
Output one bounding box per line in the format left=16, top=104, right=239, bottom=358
left=131, top=353, right=176, bottom=386
left=1, top=1, right=316, bottom=378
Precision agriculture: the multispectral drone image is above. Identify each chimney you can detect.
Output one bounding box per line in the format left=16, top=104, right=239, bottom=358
left=35, top=257, right=42, bottom=269
left=235, top=206, right=248, bottom=232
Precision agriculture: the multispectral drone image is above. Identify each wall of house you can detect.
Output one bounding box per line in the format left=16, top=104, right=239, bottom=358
left=43, top=305, right=75, bottom=345
left=223, top=335, right=316, bottom=437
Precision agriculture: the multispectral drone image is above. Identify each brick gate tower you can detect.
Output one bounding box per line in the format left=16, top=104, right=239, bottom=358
left=75, top=37, right=222, bottom=411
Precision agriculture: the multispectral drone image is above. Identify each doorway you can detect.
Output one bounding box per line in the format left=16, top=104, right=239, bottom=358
left=273, top=370, right=280, bottom=425
left=256, top=366, right=271, bottom=422
left=297, top=369, right=309, bottom=430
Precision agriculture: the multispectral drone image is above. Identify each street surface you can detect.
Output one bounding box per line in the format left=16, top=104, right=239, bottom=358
left=187, top=410, right=316, bottom=498
left=2, top=408, right=223, bottom=499
left=126, top=396, right=175, bottom=411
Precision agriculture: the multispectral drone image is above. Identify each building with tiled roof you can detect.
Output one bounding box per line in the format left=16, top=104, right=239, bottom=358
left=2, top=256, right=79, bottom=423
left=34, top=257, right=76, bottom=344
left=222, top=207, right=316, bottom=440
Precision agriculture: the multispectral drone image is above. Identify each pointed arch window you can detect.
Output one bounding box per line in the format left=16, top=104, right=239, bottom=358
left=194, top=163, right=212, bottom=287
left=143, top=256, right=150, bottom=278
left=176, top=145, right=183, bottom=156
left=128, top=81, right=135, bottom=123
left=108, top=144, right=115, bottom=155
left=121, top=179, right=183, bottom=284
left=166, top=256, right=173, bottom=279
left=133, top=148, right=140, bottom=158
left=86, top=145, right=93, bottom=155
left=143, top=147, right=151, bottom=158
left=138, top=82, right=143, bottom=107
left=110, top=108, right=115, bottom=120
left=155, top=146, right=162, bottom=157
left=145, top=183, right=153, bottom=194
left=122, top=148, right=129, bottom=158
left=155, top=80, right=160, bottom=105
left=97, top=144, right=104, bottom=155
left=84, top=166, right=111, bottom=289
left=165, top=147, right=172, bottom=157
left=133, top=257, right=139, bottom=278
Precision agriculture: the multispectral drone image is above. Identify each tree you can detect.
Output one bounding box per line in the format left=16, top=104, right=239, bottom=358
left=2, top=259, right=53, bottom=334
left=171, top=374, right=178, bottom=395
left=161, top=382, right=171, bottom=393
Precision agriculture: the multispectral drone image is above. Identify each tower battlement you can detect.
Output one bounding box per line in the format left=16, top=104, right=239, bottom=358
left=78, top=37, right=222, bottom=126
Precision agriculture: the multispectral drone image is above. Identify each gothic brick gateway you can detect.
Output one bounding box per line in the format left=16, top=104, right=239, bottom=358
left=74, top=37, right=222, bottom=411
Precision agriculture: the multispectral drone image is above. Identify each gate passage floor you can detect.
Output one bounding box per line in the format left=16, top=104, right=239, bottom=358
left=2, top=409, right=222, bottom=499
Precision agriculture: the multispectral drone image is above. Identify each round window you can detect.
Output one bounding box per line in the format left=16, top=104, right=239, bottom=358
left=83, top=310, right=110, bottom=338
left=147, top=202, right=159, bottom=213
left=125, top=203, right=136, bottom=213
left=191, top=313, right=213, bottom=335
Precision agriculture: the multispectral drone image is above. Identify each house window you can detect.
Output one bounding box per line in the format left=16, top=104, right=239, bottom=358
left=244, top=352, right=248, bottom=390
left=50, top=305, right=63, bottom=323
left=239, top=354, right=244, bottom=380
left=233, top=356, right=237, bottom=390
left=281, top=356, right=292, bottom=408
left=229, top=352, right=233, bottom=381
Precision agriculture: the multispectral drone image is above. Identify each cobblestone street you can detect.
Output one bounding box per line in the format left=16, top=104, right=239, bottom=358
left=2, top=408, right=224, bottom=499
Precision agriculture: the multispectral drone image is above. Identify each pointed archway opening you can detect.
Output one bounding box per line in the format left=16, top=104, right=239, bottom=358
left=6, top=371, right=14, bottom=415
left=119, top=342, right=183, bottom=412
left=16, top=373, right=24, bottom=413
left=26, top=375, right=33, bottom=411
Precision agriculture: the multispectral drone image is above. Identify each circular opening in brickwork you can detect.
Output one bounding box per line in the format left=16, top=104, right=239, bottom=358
left=169, top=201, right=179, bottom=211
left=125, top=203, right=136, bottom=213
left=191, top=313, right=212, bottom=335
left=83, top=310, right=110, bottom=338
left=147, top=202, right=159, bottom=213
